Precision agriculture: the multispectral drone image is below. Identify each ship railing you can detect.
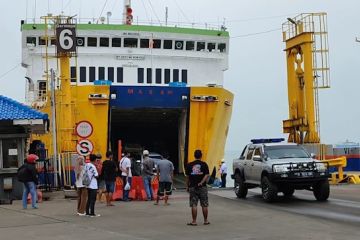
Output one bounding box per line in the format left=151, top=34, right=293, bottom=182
left=25, top=89, right=48, bottom=109
left=23, top=17, right=225, bottom=31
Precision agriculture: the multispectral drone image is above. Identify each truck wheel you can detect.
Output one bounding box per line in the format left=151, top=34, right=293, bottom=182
left=313, top=180, right=330, bottom=201
left=283, top=188, right=295, bottom=198
left=234, top=173, right=248, bottom=198
left=261, top=176, right=278, bottom=202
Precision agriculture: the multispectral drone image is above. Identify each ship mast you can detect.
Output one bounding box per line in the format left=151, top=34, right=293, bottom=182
left=123, top=0, right=133, bottom=25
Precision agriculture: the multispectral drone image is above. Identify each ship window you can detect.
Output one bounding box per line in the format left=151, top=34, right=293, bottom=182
left=147, top=68, right=152, bottom=84
left=88, top=37, right=97, bottom=47
left=124, top=38, right=138, bottom=48
left=181, top=70, right=187, bottom=83
left=108, top=67, right=114, bottom=82
left=175, top=41, right=184, bottom=50
left=80, top=67, right=87, bottom=82
left=207, top=42, right=216, bottom=52
left=71, top=67, right=77, bottom=83
left=26, top=37, right=36, bottom=46
left=153, top=39, right=161, bottom=48
left=173, top=69, right=179, bottom=82
left=196, top=42, right=205, bottom=51
left=117, top=67, right=123, bottom=83
left=89, top=67, right=96, bottom=82
left=156, top=68, right=162, bottom=84
left=112, top=38, right=121, bottom=47
left=38, top=81, right=47, bottom=100
left=218, top=43, right=226, bottom=53
left=50, top=38, right=56, bottom=46
left=98, top=67, right=105, bottom=80
left=186, top=41, right=195, bottom=51
left=77, top=37, right=85, bottom=46
left=140, top=39, right=149, bottom=48
left=39, top=37, right=46, bottom=46
left=138, top=68, right=144, bottom=83
left=164, top=69, right=170, bottom=84
left=100, top=37, right=109, bottom=47
left=163, top=40, right=173, bottom=49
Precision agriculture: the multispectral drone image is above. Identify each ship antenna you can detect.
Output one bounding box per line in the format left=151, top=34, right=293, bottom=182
left=123, top=0, right=133, bottom=25
left=165, top=6, right=168, bottom=26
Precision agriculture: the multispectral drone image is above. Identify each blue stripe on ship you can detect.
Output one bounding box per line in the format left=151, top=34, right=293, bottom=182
left=109, top=86, right=190, bottom=109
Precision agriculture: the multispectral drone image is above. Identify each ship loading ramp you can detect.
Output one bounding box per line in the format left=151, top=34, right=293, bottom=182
left=109, top=86, right=189, bottom=174
left=110, top=107, right=187, bottom=173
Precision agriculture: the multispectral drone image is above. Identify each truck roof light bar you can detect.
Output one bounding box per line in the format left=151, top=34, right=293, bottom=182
left=251, top=138, right=285, bottom=144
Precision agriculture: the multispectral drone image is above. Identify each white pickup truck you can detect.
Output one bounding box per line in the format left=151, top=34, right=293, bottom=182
left=231, top=138, right=330, bottom=202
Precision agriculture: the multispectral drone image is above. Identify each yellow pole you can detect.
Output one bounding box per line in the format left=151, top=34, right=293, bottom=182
left=302, top=40, right=319, bottom=143
left=59, top=54, right=74, bottom=152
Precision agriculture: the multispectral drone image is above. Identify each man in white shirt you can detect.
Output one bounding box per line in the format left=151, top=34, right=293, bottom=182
left=120, top=152, right=132, bottom=201
left=219, top=160, right=228, bottom=188
left=85, top=154, right=100, bottom=217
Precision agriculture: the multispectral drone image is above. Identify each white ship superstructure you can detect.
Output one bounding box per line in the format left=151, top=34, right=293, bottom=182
left=22, top=22, right=229, bottom=105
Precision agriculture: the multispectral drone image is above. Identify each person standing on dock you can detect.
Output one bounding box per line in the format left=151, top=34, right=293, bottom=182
left=102, top=151, right=117, bottom=206
left=95, top=154, right=106, bottom=203
left=142, top=150, right=155, bottom=201
left=120, top=152, right=132, bottom=201
left=18, top=154, right=39, bottom=209
left=219, top=159, right=228, bottom=188
left=75, top=156, right=87, bottom=215
left=154, top=155, right=174, bottom=206
left=85, top=154, right=100, bottom=217
left=185, top=149, right=210, bottom=226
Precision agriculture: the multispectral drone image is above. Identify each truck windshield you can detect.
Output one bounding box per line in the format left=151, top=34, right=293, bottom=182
left=264, top=145, right=310, bottom=159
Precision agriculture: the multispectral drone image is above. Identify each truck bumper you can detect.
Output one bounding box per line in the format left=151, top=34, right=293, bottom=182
left=268, top=172, right=330, bottom=185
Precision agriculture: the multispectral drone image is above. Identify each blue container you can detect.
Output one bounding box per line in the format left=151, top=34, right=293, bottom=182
left=168, top=82, right=187, bottom=87
left=94, top=80, right=112, bottom=86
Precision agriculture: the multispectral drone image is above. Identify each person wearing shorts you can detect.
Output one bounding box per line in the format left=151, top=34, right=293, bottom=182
left=185, top=149, right=210, bottom=226
left=102, top=151, right=117, bottom=206
left=154, top=156, right=174, bottom=206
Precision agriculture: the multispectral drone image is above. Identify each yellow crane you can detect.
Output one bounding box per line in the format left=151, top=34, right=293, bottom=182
left=282, top=13, right=360, bottom=184
left=282, top=13, right=330, bottom=144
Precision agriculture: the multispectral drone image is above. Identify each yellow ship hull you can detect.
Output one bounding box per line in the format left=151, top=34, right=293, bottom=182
left=32, top=85, right=233, bottom=176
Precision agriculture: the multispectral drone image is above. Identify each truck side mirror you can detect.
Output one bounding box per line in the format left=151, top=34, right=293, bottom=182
left=310, top=153, right=316, bottom=159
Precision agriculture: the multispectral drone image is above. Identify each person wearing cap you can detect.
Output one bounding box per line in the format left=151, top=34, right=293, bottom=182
left=141, top=150, right=154, bottom=201
left=18, top=154, right=39, bottom=209
left=219, top=159, right=228, bottom=188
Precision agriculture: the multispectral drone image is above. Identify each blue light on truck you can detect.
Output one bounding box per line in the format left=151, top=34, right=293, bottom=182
left=251, top=138, right=285, bottom=144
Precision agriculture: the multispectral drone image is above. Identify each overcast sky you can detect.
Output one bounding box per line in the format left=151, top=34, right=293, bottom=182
left=0, top=0, right=359, bottom=151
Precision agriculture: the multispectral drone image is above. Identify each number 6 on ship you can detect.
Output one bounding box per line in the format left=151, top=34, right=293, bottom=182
left=56, top=24, right=77, bottom=54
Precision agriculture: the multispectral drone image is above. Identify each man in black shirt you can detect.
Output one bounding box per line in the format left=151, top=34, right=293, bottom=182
left=18, top=154, right=39, bottom=209
left=185, top=149, right=210, bottom=226
left=101, top=151, right=117, bottom=206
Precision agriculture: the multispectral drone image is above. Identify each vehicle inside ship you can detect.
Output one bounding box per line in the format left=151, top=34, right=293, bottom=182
left=110, top=108, right=188, bottom=173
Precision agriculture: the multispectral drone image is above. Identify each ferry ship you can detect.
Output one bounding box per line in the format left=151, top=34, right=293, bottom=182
left=20, top=1, right=233, bottom=176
